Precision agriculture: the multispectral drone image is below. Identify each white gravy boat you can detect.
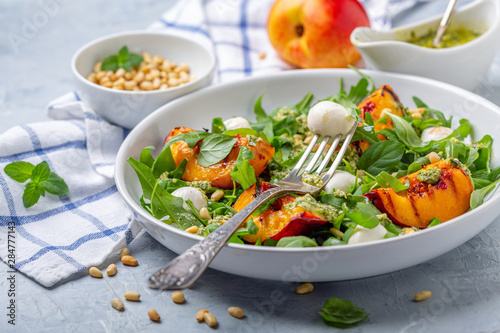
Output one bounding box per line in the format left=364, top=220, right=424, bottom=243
left=351, top=0, right=500, bottom=90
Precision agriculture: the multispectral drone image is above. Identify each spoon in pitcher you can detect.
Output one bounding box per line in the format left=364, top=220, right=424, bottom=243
left=432, top=0, right=459, bottom=47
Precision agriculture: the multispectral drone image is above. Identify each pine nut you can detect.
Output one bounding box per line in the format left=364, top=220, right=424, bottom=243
left=259, top=52, right=266, bottom=59
left=404, top=228, right=416, bottom=235
left=124, top=291, right=141, bottom=302
left=293, top=134, right=304, bottom=140
left=142, top=52, right=152, bottom=63
left=186, top=226, right=198, bottom=234
left=427, top=152, right=440, bottom=164
left=87, top=73, right=97, bottom=83
left=171, top=290, right=185, bottom=304
left=94, top=61, right=102, bottom=73
left=133, top=71, right=144, bottom=83
left=120, top=247, right=130, bottom=258
left=200, top=207, right=211, bottom=220
left=329, top=228, right=344, bottom=238
left=89, top=267, right=103, bottom=278
left=228, top=306, right=245, bottom=319
left=106, top=264, right=117, bottom=276
left=414, top=290, right=432, bottom=302
left=115, top=68, right=125, bottom=78
left=159, top=84, right=169, bottom=90
left=203, top=312, right=218, bottom=328
left=140, top=81, right=153, bottom=91
left=296, top=282, right=314, bottom=295
left=124, top=80, right=137, bottom=90
left=196, top=309, right=209, bottom=322
left=178, top=62, right=190, bottom=73
left=411, top=112, right=422, bottom=120
left=111, top=298, right=124, bottom=311
left=148, top=309, right=161, bottom=322
left=304, top=136, right=313, bottom=144
left=121, top=255, right=138, bottom=266
left=211, top=190, right=224, bottom=201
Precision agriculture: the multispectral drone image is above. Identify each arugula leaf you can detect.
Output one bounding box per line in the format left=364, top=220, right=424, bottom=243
left=128, top=157, right=157, bottom=200
left=295, top=92, right=314, bottom=114
left=169, top=159, right=188, bottom=179
left=413, top=96, right=452, bottom=127
left=198, top=134, right=237, bottom=167
left=230, top=147, right=256, bottom=189
left=212, top=117, right=226, bottom=134
left=319, top=297, right=368, bottom=327
left=276, top=236, right=318, bottom=247
left=4, top=161, right=35, bottom=182
left=101, top=46, right=143, bottom=72
left=23, top=182, right=42, bottom=208
left=386, top=113, right=432, bottom=151
left=40, top=172, right=69, bottom=196
left=470, top=177, right=500, bottom=209
left=139, top=146, right=156, bottom=168
left=375, top=171, right=408, bottom=192
left=357, top=141, right=406, bottom=175
left=254, top=94, right=268, bottom=122
left=348, top=65, right=375, bottom=94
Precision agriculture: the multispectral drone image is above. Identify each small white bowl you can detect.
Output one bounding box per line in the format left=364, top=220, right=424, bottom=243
left=351, top=0, right=500, bottom=90
left=71, top=31, right=215, bottom=129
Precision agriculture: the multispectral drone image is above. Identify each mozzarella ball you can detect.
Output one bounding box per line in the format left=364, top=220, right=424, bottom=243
left=324, top=170, right=357, bottom=193
left=223, top=117, right=251, bottom=130
left=307, top=101, right=356, bottom=138
left=348, top=224, right=388, bottom=245
left=171, top=187, right=208, bottom=211
left=421, top=126, right=453, bottom=142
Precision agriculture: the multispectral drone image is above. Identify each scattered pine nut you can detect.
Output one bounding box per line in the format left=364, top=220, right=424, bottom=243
left=329, top=227, right=344, bottom=238
left=89, top=267, right=103, bottom=278
left=259, top=52, right=266, bottom=59
left=414, top=290, right=432, bottom=302
left=211, top=190, right=224, bottom=201
left=304, top=136, right=313, bottom=144
left=196, top=309, right=209, bottom=322
left=228, top=306, right=245, bottom=319
left=121, top=255, right=138, bottom=266
left=427, top=152, right=440, bottom=164
left=171, top=290, right=185, bottom=304
left=203, top=312, right=218, bottom=328
left=106, top=264, right=117, bottom=276
left=111, top=298, right=124, bottom=311
left=404, top=228, right=416, bottom=235
left=124, top=291, right=141, bottom=302
left=148, top=309, right=161, bottom=322
left=120, top=247, right=130, bottom=258
left=411, top=112, right=422, bottom=120
left=185, top=226, right=199, bottom=234
left=199, top=207, right=211, bottom=220
left=296, top=282, right=314, bottom=295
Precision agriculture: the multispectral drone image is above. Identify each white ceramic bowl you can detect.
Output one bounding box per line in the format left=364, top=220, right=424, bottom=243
left=115, top=69, right=500, bottom=282
left=351, top=0, right=500, bottom=90
left=71, top=31, right=215, bottom=129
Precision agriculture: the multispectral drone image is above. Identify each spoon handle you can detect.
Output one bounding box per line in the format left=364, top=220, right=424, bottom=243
left=432, top=0, right=458, bottom=48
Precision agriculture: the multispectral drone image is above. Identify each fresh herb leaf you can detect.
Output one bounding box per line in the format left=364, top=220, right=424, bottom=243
left=386, top=113, right=432, bottom=151
left=254, top=94, right=268, bottom=122
left=223, top=128, right=260, bottom=137
left=344, top=202, right=379, bottom=229
left=23, top=182, right=43, bottom=208
left=128, top=157, right=157, bottom=200
left=323, top=237, right=346, bottom=246
left=319, top=297, right=368, bottom=327
left=169, top=159, right=188, bottom=179
left=357, top=141, right=405, bottom=175
left=470, top=177, right=500, bottom=209
left=4, top=161, right=35, bottom=182
left=428, top=217, right=441, bottom=227
left=40, top=172, right=69, bottom=196
left=101, top=46, right=143, bottom=72
left=31, top=161, right=51, bottom=183
left=247, top=218, right=259, bottom=235
left=197, top=134, right=238, bottom=167
left=230, top=147, right=256, bottom=189
left=276, top=236, right=318, bottom=247
left=212, top=117, right=226, bottom=134
left=140, top=146, right=156, bottom=168
left=375, top=171, right=408, bottom=192
left=295, top=92, right=314, bottom=114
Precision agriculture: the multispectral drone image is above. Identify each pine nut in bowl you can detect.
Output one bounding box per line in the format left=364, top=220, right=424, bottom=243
left=71, top=31, right=215, bottom=129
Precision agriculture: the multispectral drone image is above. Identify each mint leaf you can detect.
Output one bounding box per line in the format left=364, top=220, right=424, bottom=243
left=40, top=172, right=69, bottom=196
left=100, top=46, right=143, bottom=72
left=101, top=55, right=119, bottom=71
left=31, top=161, right=51, bottom=183
left=4, top=161, right=35, bottom=182
left=23, top=182, right=42, bottom=208
left=197, top=134, right=238, bottom=167
left=319, top=297, right=368, bottom=327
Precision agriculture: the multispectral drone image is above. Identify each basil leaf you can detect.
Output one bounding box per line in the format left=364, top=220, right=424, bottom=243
left=263, top=238, right=278, bottom=246
left=357, top=141, right=405, bottom=175
left=428, top=217, right=441, bottom=227
left=386, top=113, right=431, bottom=151
left=198, top=134, right=237, bottom=167
left=40, top=172, right=69, bottom=196
left=4, top=161, right=35, bottom=182
left=319, top=297, right=368, bottom=326
left=254, top=94, right=268, bottom=122
left=262, top=118, right=274, bottom=139
left=375, top=171, right=408, bottom=192
left=223, top=128, right=259, bottom=137
left=140, top=146, right=156, bottom=168
left=23, top=182, right=42, bottom=208
left=212, top=117, right=226, bottom=134
left=344, top=203, right=379, bottom=229
left=322, top=237, right=346, bottom=246
left=31, top=161, right=51, bottom=183
left=230, top=147, right=256, bottom=190
left=276, top=236, right=318, bottom=248
left=247, top=218, right=259, bottom=235
left=470, top=177, right=500, bottom=209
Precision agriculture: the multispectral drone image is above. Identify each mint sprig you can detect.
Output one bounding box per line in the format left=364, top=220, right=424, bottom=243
left=4, top=161, right=69, bottom=208
left=101, top=46, right=143, bottom=72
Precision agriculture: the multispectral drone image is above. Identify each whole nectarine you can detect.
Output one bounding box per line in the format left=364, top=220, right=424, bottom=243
left=267, top=0, right=370, bottom=68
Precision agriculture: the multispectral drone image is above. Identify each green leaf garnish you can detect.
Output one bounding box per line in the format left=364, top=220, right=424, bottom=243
left=276, top=236, right=318, bottom=247
left=101, top=46, right=143, bottom=72
left=230, top=146, right=256, bottom=189
left=4, top=161, right=35, bottom=182
left=319, top=297, right=368, bottom=327
left=197, top=134, right=238, bottom=167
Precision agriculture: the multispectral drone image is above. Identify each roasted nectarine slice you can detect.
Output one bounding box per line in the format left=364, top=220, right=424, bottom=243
left=364, top=159, right=473, bottom=228
left=165, top=127, right=275, bottom=189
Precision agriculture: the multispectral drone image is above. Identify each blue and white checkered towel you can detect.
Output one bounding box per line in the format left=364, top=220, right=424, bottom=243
left=0, top=0, right=419, bottom=287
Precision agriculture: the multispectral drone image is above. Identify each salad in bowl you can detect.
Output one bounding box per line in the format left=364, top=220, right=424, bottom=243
left=127, top=70, right=500, bottom=249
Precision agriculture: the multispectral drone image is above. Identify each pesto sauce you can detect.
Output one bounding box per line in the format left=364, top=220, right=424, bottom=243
left=407, top=27, right=484, bottom=48
left=302, top=173, right=324, bottom=187
left=246, top=135, right=261, bottom=146
left=446, top=157, right=472, bottom=178
left=274, top=107, right=297, bottom=122
left=284, top=194, right=340, bottom=221
left=417, top=168, right=442, bottom=185
left=189, top=181, right=212, bottom=193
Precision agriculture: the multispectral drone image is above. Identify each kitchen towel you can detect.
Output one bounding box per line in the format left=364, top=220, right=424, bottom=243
left=0, top=0, right=419, bottom=287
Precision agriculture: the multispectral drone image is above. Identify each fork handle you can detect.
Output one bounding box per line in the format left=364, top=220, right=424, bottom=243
left=148, top=186, right=287, bottom=290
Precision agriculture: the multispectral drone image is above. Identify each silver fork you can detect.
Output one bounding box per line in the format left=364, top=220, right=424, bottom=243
left=148, top=124, right=357, bottom=290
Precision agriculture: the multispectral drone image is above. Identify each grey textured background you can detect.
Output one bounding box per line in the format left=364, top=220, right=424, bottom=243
left=1, top=0, right=500, bottom=332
